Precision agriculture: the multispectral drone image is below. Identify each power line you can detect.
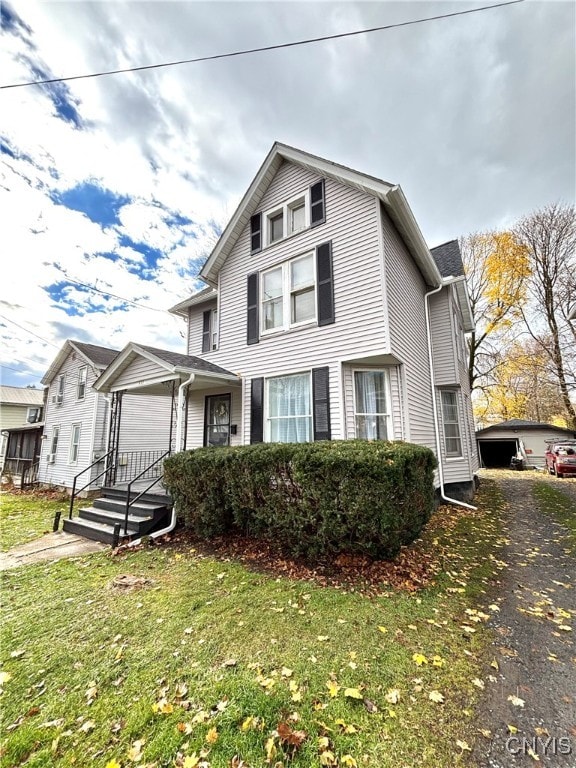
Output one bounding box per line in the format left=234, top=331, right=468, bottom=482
left=0, top=314, right=60, bottom=348
left=0, top=362, right=42, bottom=376
left=59, top=272, right=169, bottom=313
left=1, top=0, right=525, bottom=90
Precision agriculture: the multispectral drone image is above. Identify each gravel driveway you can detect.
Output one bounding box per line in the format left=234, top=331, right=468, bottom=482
left=473, top=470, right=576, bottom=767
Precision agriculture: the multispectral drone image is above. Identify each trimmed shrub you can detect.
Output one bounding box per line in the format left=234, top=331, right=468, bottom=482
left=163, top=441, right=436, bottom=561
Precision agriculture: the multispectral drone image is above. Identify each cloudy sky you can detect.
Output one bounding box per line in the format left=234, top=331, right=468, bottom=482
left=1, top=0, right=574, bottom=388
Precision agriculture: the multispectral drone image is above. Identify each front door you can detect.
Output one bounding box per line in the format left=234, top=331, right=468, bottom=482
left=204, top=394, right=231, bottom=447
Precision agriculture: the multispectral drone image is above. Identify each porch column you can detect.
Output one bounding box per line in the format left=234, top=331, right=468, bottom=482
left=174, top=374, right=195, bottom=453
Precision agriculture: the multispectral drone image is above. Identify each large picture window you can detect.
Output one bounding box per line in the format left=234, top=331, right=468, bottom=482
left=441, top=390, right=462, bottom=457
left=266, top=373, right=312, bottom=443
left=353, top=370, right=391, bottom=440
left=261, top=253, right=316, bottom=334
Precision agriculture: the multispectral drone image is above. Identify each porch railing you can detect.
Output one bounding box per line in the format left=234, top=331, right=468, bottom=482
left=68, top=449, right=115, bottom=519
left=22, top=459, right=40, bottom=489
left=113, top=450, right=168, bottom=485
left=123, top=449, right=171, bottom=535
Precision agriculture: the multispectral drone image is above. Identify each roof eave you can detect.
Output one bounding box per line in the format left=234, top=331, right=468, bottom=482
left=168, top=288, right=218, bottom=318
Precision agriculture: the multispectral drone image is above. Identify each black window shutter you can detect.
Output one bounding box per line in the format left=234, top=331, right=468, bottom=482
left=247, top=272, right=259, bottom=345
left=202, top=310, right=211, bottom=353
left=310, top=180, right=325, bottom=227
left=250, top=213, right=262, bottom=253
left=250, top=378, right=264, bottom=443
left=316, top=242, right=335, bottom=326
left=312, top=367, right=331, bottom=441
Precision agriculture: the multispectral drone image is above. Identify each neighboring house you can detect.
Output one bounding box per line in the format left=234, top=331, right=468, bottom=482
left=94, top=143, right=479, bottom=502
left=0, top=385, right=44, bottom=485
left=38, top=340, right=174, bottom=493
left=476, top=419, right=576, bottom=469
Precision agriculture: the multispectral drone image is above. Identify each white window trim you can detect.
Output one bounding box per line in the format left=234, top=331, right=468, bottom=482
left=262, top=190, right=310, bottom=248
left=440, top=390, right=463, bottom=458
left=69, top=423, right=81, bottom=465
left=48, top=425, right=60, bottom=463
left=260, top=252, right=317, bottom=336
left=77, top=365, right=88, bottom=400
left=352, top=368, right=393, bottom=440
left=264, top=370, right=313, bottom=443
left=211, top=308, right=218, bottom=351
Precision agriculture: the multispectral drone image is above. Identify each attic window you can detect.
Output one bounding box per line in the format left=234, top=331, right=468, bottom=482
left=263, top=192, right=310, bottom=247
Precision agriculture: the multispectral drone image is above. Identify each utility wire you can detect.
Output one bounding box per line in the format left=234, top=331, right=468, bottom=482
left=0, top=362, right=41, bottom=375
left=1, top=0, right=525, bottom=90
left=59, top=272, right=170, bottom=313
left=0, top=314, right=60, bottom=348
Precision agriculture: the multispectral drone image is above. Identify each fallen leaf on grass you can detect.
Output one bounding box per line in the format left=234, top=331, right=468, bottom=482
left=344, top=688, right=363, bottom=700
left=127, top=738, right=145, bottom=761
left=507, top=695, right=525, bottom=708
left=456, top=740, right=472, bottom=752
left=10, top=650, right=25, bottom=658
left=277, top=720, right=307, bottom=748
left=326, top=680, right=340, bottom=698
left=78, top=720, right=95, bottom=733
left=205, top=726, right=218, bottom=744
left=384, top=689, right=400, bottom=704
left=341, top=756, right=359, bottom=767
left=428, top=690, right=445, bottom=703
left=412, top=653, right=428, bottom=666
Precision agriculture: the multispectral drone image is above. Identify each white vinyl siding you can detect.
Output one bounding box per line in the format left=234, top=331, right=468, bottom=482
left=188, top=162, right=386, bottom=444
left=381, top=205, right=434, bottom=452
left=429, top=290, right=458, bottom=385
left=38, top=350, right=174, bottom=490
left=109, top=356, right=171, bottom=389
left=185, top=386, right=243, bottom=449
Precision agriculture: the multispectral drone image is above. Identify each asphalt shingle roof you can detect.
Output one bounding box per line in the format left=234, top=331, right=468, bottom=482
left=72, top=341, right=120, bottom=368
left=138, top=345, right=237, bottom=377
left=476, top=419, right=576, bottom=435
left=430, top=239, right=465, bottom=278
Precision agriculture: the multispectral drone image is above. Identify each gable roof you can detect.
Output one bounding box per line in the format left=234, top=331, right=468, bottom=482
left=0, top=385, right=44, bottom=406
left=199, top=142, right=442, bottom=288
left=41, top=340, right=120, bottom=385
left=476, top=419, right=576, bottom=436
left=93, top=342, right=239, bottom=392
left=169, top=287, right=217, bottom=318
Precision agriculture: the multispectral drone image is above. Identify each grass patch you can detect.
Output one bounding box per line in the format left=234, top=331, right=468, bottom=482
left=532, top=481, right=576, bottom=552
left=0, top=480, right=506, bottom=768
left=0, top=490, right=75, bottom=550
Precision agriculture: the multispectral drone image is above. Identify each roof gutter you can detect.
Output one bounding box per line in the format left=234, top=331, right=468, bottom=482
left=424, top=278, right=477, bottom=511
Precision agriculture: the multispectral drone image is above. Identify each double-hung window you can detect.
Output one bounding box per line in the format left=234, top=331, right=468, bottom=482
left=266, top=373, right=312, bottom=443
left=69, top=423, right=81, bottom=464
left=353, top=371, right=391, bottom=440
left=48, top=426, right=59, bottom=463
left=441, top=390, right=462, bottom=457
left=261, top=253, right=316, bottom=333
left=77, top=366, right=87, bottom=400
left=54, top=374, right=65, bottom=405
left=264, top=193, right=309, bottom=247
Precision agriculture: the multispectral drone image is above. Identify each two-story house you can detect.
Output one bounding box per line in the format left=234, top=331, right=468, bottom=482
left=93, top=143, right=478, bottom=509
left=38, top=340, right=174, bottom=493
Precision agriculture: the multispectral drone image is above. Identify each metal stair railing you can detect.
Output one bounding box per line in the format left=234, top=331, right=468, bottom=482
left=123, top=450, right=171, bottom=535
left=68, top=449, right=115, bottom=520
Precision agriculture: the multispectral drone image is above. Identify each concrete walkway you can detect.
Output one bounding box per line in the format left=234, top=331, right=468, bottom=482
left=0, top=531, right=107, bottom=570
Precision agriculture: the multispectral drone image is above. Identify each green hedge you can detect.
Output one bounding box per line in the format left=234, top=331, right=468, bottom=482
left=163, top=441, right=436, bottom=561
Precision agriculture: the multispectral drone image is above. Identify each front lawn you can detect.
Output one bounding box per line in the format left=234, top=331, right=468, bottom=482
left=0, top=481, right=506, bottom=768
left=0, top=490, right=72, bottom=550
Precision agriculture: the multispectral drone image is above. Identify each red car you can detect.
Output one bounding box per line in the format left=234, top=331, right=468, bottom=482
left=545, top=441, right=576, bottom=478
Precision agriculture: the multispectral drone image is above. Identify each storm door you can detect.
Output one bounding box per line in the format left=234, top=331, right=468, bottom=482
left=204, top=394, right=231, bottom=447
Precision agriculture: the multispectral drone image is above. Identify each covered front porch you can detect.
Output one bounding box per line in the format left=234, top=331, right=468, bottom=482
left=61, top=343, right=242, bottom=546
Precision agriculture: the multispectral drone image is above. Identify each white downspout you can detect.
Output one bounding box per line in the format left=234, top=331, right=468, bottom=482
left=424, top=279, right=477, bottom=511
left=127, top=373, right=195, bottom=547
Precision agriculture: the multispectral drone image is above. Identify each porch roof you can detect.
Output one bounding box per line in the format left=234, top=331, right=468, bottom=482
left=93, top=342, right=241, bottom=394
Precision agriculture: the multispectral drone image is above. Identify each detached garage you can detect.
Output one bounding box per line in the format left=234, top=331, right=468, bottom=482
left=476, top=419, right=576, bottom=469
